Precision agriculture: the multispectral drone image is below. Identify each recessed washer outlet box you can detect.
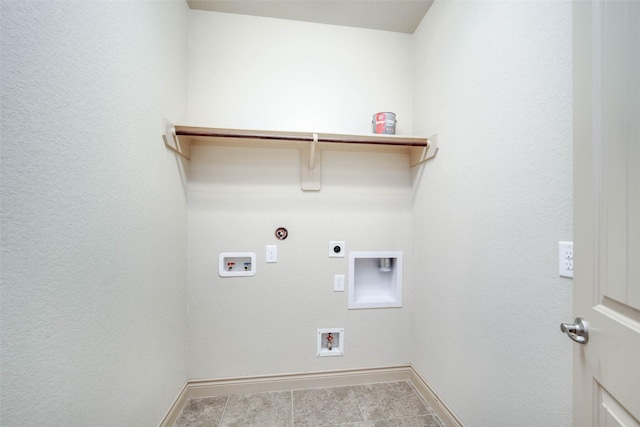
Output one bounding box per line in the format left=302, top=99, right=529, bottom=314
left=219, top=252, right=256, bottom=277
left=317, top=328, right=344, bottom=356
left=348, top=251, right=402, bottom=309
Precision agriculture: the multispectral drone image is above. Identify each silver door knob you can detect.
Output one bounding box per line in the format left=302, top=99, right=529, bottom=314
left=560, top=317, right=589, bottom=344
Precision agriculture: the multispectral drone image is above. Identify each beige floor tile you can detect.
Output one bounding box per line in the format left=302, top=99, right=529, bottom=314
left=352, top=381, right=429, bottom=421
left=293, top=386, right=363, bottom=426
left=173, top=381, right=443, bottom=427
left=219, top=390, right=292, bottom=427
left=174, top=396, right=228, bottom=427
left=366, top=414, right=441, bottom=427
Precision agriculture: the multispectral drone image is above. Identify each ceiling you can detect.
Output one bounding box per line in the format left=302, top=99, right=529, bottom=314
left=187, top=0, right=434, bottom=34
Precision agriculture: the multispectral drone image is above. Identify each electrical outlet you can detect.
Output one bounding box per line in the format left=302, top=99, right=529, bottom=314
left=329, top=241, right=345, bottom=257
left=559, top=241, right=573, bottom=278
left=334, top=274, right=345, bottom=292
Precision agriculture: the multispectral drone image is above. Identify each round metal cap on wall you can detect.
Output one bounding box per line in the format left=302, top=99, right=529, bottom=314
left=275, top=227, right=288, bottom=240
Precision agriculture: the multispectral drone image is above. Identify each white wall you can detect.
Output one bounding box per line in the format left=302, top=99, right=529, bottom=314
left=411, top=1, right=573, bottom=425
left=0, top=2, right=189, bottom=425
left=188, top=11, right=413, bottom=134
left=187, top=11, right=415, bottom=379
left=1, top=2, right=575, bottom=424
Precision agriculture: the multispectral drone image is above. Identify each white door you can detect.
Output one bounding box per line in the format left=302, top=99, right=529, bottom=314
left=571, top=1, right=640, bottom=426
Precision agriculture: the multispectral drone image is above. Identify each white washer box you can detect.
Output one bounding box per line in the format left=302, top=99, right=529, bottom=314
left=317, top=328, right=344, bottom=357
left=348, top=251, right=403, bottom=309
left=218, top=252, right=256, bottom=277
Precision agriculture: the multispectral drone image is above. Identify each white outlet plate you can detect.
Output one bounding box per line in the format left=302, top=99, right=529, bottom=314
left=266, top=245, right=277, bottom=263
left=329, top=241, right=345, bottom=257
left=334, top=274, right=345, bottom=292
left=559, top=241, right=574, bottom=278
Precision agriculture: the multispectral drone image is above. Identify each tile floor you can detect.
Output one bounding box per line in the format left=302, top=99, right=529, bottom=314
left=174, top=380, right=444, bottom=427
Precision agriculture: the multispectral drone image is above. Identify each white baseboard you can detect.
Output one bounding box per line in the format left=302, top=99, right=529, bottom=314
left=159, top=365, right=462, bottom=427
left=158, top=381, right=189, bottom=427
left=409, top=367, right=465, bottom=427
left=186, top=365, right=413, bottom=399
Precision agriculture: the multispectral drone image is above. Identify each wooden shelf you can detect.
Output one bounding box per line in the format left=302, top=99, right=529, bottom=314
left=163, top=121, right=439, bottom=190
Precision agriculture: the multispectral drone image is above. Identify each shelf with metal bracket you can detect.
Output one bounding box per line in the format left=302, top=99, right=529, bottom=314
left=163, top=120, right=439, bottom=191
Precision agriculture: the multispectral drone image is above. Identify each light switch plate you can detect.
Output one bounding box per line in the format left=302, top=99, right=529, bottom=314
left=266, top=245, right=277, bottom=263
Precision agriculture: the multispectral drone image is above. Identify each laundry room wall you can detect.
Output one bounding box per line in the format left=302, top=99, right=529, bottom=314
left=1, top=1, right=189, bottom=425
left=186, top=10, right=415, bottom=379
left=411, top=1, right=573, bottom=425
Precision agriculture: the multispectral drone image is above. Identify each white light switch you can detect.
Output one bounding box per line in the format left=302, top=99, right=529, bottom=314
left=334, top=274, right=345, bottom=292
left=266, top=245, right=277, bottom=263
left=559, top=241, right=573, bottom=278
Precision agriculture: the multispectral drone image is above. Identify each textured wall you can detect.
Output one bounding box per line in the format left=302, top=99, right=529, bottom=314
left=0, top=1, right=189, bottom=425
left=1, top=2, right=575, bottom=424
left=186, top=11, right=414, bottom=379
left=411, top=1, right=573, bottom=425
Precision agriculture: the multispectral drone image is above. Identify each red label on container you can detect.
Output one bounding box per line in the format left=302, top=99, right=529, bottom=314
left=373, top=112, right=395, bottom=134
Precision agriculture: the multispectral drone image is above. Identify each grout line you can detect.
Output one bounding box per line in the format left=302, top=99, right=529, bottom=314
left=217, top=395, right=230, bottom=427
left=406, top=380, right=431, bottom=414
left=352, top=384, right=369, bottom=424
left=407, top=380, right=446, bottom=427
left=290, top=390, right=294, bottom=427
